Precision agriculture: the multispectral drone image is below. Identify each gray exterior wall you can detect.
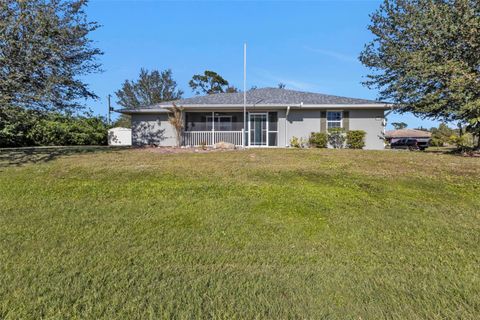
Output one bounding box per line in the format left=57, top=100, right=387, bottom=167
left=280, top=109, right=385, bottom=150
left=131, top=114, right=177, bottom=146
left=348, top=109, right=385, bottom=150
left=129, top=108, right=385, bottom=150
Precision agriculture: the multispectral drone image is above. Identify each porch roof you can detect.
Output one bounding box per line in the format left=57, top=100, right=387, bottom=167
left=117, top=87, right=390, bottom=114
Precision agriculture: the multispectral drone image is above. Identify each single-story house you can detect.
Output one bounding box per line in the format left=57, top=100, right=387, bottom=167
left=118, top=88, right=390, bottom=150
left=385, top=129, right=432, bottom=144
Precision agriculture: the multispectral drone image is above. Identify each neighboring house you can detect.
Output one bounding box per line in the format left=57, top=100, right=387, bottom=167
left=385, top=129, right=432, bottom=144
left=118, top=88, right=389, bottom=150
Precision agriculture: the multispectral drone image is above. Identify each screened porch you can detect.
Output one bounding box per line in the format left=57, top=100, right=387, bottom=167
left=183, top=111, right=278, bottom=147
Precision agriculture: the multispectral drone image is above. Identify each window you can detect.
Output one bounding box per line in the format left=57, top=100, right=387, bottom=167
left=327, top=111, right=342, bottom=129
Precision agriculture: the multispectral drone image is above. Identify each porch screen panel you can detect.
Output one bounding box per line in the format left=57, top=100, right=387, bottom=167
left=214, top=112, right=244, bottom=131
left=185, top=112, right=211, bottom=131
left=185, top=112, right=244, bottom=131
left=268, top=112, right=278, bottom=146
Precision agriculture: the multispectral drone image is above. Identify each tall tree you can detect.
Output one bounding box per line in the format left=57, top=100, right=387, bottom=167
left=0, top=0, right=102, bottom=112
left=189, top=70, right=232, bottom=95
left=116, top=68, right=183, bottom=109
left=360, top=0, right=480, bottom=148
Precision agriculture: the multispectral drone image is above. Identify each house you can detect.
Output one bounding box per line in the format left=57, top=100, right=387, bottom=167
left=118, top=88, right=390, bottom=149
left=385, top=129, right=432, bottom=144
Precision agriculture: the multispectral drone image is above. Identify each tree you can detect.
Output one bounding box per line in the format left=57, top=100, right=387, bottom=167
left=116, top=69, right=183, bottom=109
left=168, top=103, right=184, bottom=147
left=360, top=0, right=480, bottom=149
left=0, top=0, right=102, bottom=113
left=278, top=83, right=286, bottom=89
left=189, top=71, right=231, bottom=95
left=430, top=123, right=456, bottom=147
left=226, top=86, right=239, bottom=93
left=391, top=122, right=408, bottom=130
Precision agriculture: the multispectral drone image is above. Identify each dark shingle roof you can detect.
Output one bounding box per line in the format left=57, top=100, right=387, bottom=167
left=118, top=88, right=386, bottom=113
left=158, top=87, right=382, bottom=106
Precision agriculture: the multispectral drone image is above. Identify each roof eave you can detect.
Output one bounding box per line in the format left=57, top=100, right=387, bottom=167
left=117, top=103, right=391, bottom=114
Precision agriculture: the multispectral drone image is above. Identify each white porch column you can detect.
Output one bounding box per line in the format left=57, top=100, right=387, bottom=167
left=211, top=111, right=215, bottom=145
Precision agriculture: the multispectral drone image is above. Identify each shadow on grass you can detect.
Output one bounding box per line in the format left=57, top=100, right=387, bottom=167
left=0, top=146, right=129, bottom=168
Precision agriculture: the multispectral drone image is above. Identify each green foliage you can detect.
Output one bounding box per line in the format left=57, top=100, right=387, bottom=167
left=430, top=123, right=457, bottom=147
left=112, top=114, right=131, bottom=128
left=290, top=136, right=304, bottom=148
left=0, top=106, right=37, bottom=147
left=308, top=132, right=328, bottom=148
left=0, top=108, right=108, bottom=147
left=361, top=0, right=480, bottom=148
left=0, top=0, right=102, bottom=112
left=346, top=130, right=366, bottom=149
left=189, top=70, right=231, bottom=95
left=115, top=69, right=183, bottom=110
left=328, top=128, right=346, bottom=149
left=391, top=122, right=408, bottom=130
left=449, top=133, right=475, bottom=151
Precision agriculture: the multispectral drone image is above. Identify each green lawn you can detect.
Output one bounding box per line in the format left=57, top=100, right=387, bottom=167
left=0, top=148, right=479, bottom=319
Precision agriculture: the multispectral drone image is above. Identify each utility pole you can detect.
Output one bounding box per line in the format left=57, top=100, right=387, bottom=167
left=107, top=94, right=112, bottom=125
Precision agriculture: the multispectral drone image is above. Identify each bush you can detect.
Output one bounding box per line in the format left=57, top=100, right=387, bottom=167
left=449, top=134, right=475, bottom=151
left=290, top=136, right=302, bottom=148
left=346, top=130, right=366, bottom=149
left=328, top=128, right=346, bottom=149
left=309, top=132, right=328, bottom=148
left=0, top=108, right=109, bottom=147
left=28, top=114, right=109, bottom=146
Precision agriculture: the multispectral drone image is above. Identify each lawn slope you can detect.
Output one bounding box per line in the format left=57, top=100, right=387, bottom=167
left=0, top=148, right=479, bottom=319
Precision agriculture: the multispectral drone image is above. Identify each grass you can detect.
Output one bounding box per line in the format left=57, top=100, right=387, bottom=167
left=0, top=148, right=479, bottom=319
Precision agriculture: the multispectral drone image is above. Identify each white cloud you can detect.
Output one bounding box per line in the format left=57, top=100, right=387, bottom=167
left=304, top=46, right=359, bottom=63
left=252, top=68, right=322, bottom=91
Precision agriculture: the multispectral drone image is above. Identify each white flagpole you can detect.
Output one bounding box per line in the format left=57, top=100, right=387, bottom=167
left=243, top=43, right=247, bottom=148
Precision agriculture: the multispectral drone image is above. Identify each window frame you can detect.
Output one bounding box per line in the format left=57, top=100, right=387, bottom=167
left=326, top=110, right=343, bottom=130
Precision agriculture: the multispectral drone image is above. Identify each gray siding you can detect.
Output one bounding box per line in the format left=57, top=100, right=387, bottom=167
left=131, top=114, right=176, bottom=146
left=348, top=109, right=385, bottom=150
left=130, top=108, right=386, bottom=149
left=282, top=109, right=385, bottom=150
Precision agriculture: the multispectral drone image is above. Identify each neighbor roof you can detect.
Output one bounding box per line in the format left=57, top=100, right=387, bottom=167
left=385, top=129, right=432, bottom=139
left=118, top=87, right=387, bottom=113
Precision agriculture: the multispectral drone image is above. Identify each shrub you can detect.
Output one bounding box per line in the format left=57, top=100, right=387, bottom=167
left=328, top=128, right=346, bottom=149
left=309, top=132, right=328, bottom=148
left=290, top=136, right=302, bottom=148
left=429, top=137, right=444, bottom=147
left=27, top=113, right=109, bottom=146
left=449, top=134, right=475, bottom=151
left=346, top=130, right=366, bottom=149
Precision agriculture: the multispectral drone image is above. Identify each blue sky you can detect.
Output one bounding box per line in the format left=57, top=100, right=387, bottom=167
left=84, top=0, right=441, bottom=129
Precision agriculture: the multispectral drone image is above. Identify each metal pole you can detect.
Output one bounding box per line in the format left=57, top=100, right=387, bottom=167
left=243, top=43, right=247, bottom=148
left=107, top=94, right=112, bottom=125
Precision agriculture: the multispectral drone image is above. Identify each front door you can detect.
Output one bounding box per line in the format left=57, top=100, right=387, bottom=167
left=249, top=113, right=268, bottom=147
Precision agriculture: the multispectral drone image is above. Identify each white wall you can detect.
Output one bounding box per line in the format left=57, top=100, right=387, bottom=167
left=108, top=127, right=132, bottom=146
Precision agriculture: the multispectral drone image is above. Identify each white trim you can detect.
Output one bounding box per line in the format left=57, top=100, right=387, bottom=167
left=326, top=110, right=343, bottom=130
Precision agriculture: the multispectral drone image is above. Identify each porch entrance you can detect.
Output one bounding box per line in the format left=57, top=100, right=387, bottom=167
left=249, top=113, right=268, bottom=147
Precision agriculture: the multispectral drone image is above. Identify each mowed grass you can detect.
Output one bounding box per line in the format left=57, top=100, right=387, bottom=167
left=0, top=148, right=479, bottom=319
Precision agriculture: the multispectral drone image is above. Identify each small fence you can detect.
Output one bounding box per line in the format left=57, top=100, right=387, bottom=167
left=183, top=130, right=244, bottom=147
